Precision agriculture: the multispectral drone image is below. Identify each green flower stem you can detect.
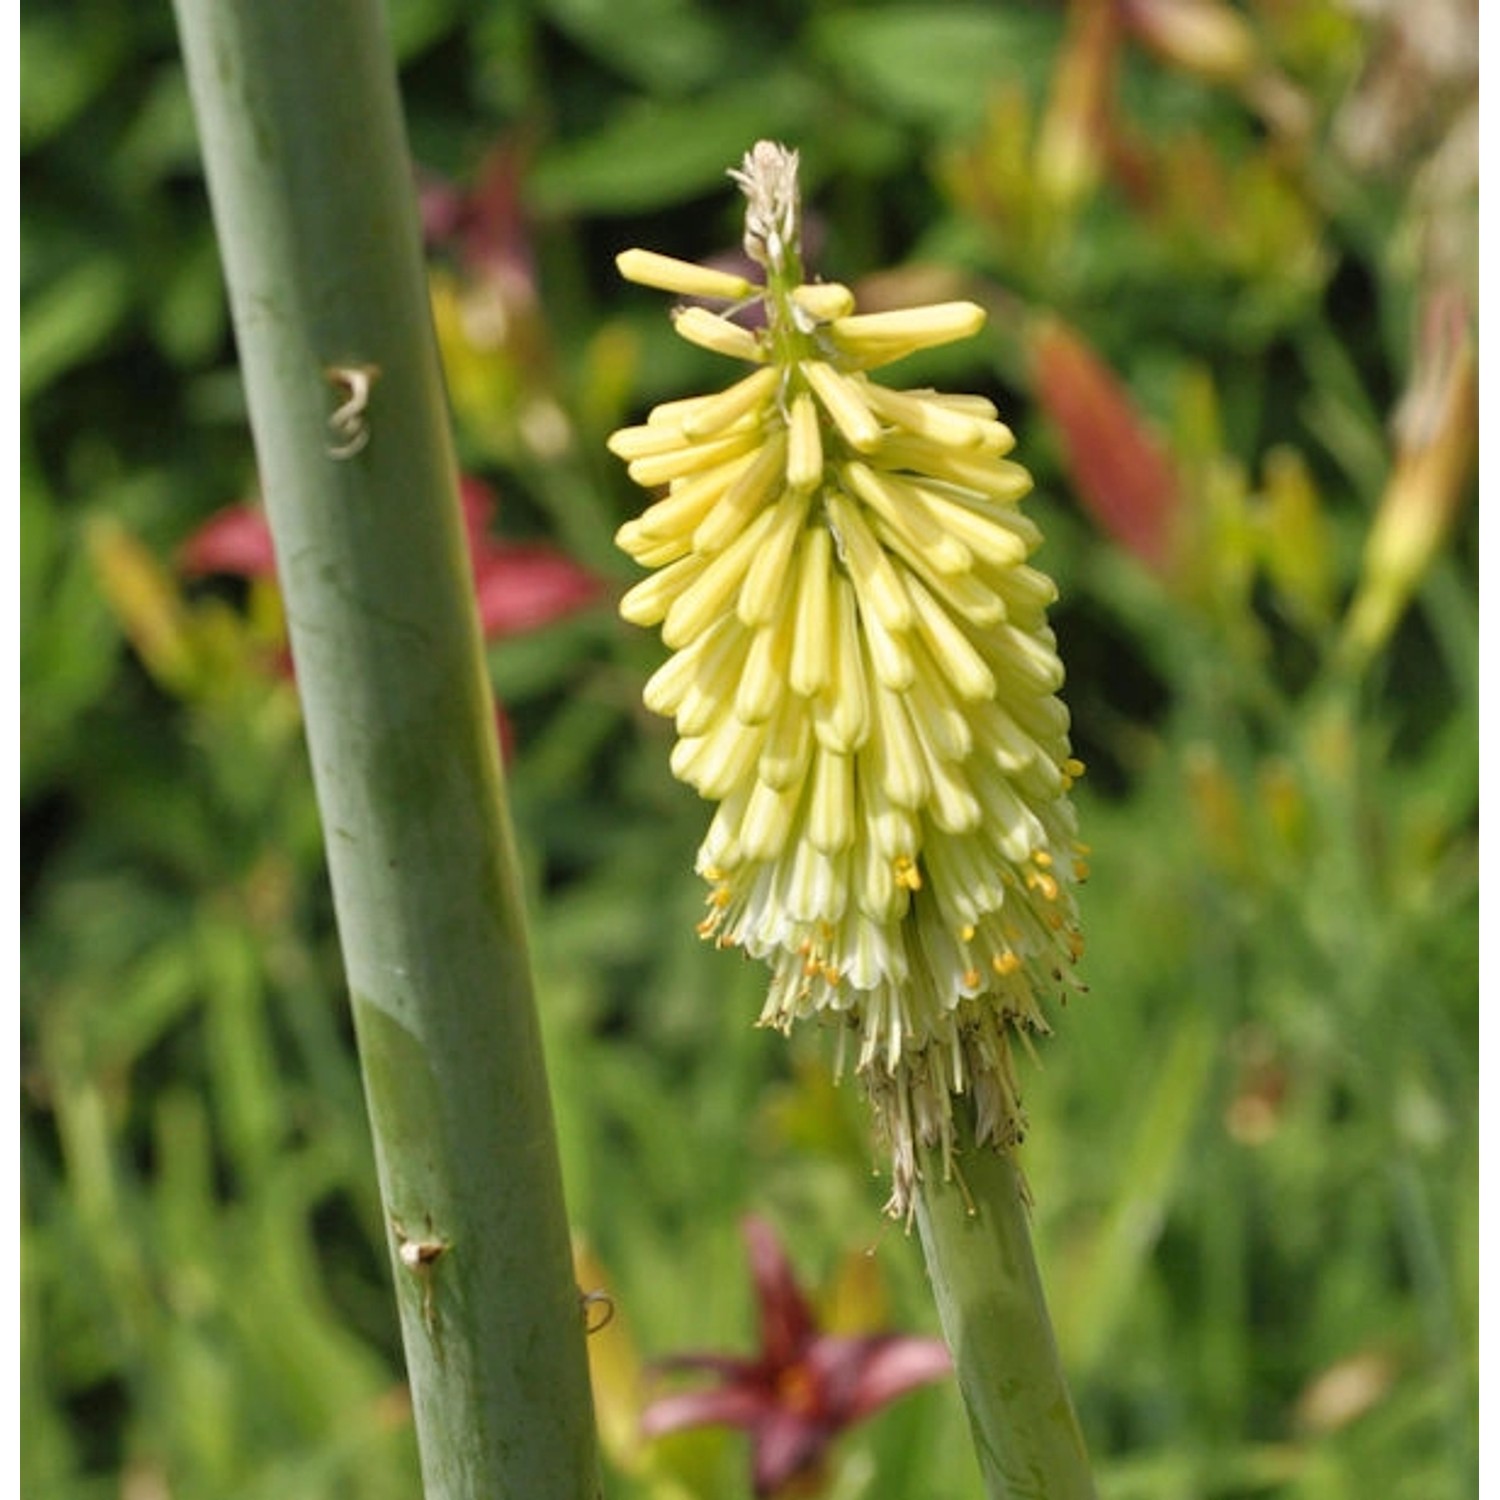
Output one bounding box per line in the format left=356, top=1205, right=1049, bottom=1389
left=915, top=1109, right=1096, bottom=1500
left=170, top=3, right=600, bottom=1496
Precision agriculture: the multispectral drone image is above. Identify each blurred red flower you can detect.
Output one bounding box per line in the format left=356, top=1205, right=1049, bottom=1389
left=178, top=475, right=603, bottom=749
left=641, top=1216, right=952, bottom=1498
left=1029, top=315, right=1182, bottom=574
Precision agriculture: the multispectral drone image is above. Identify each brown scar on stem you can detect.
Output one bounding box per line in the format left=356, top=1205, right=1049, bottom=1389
left=391, top=1213, right=450, bottom=1339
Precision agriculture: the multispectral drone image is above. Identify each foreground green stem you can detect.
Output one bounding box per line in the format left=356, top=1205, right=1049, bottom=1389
left=171, top=4, right=600, bottom=1495
left=916, top=1110, right=1096, bottom=1500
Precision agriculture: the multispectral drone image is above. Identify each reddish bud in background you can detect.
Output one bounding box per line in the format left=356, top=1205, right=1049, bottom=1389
left=1121, top=0, right=1259, bottom=85
left=420, top=142, right=537, bottom=297
left=1035, top=0, right=1121, bottom=213
left=1029, top=316, right=1182, bottom=573
left=1339, top=287, right=1477, bottom=668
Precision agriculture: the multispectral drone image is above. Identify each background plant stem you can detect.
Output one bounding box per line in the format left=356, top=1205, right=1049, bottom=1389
left=916, top=1108, right=1096, bottom=1500
left=170, top=3, right=601, bottom=1495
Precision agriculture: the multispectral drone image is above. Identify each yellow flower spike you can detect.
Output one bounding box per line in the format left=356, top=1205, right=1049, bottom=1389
left=904, top=575, right=997, bottom=702
left=645, top=390, right=740, bottom=430
left=841, top=463, right=973, bottom=577
left=915, top=488, right=1036, bottom=570
left=800, top=361, right=883, bottom=452
left=738, top=490, right=814, bottom=627
left=785, top=392, right=824, bottom=492
left=789, top=526, right=835, bottom=697
left=812, top=575, right=871, bottom=754
left=807, top=746, right=856, bottom=853
left=904, top=639, right=976, bottom=762
left=625, top=424, right=763, bottom=489
left=621, top=530, right=693, bottom=571
left=898, top=554, right=1006, bottom=632
left=608, top=141, right=1086, bottom=1218
left=617, top=247, right=757, bottom=302
left=671, top=709, right=763, bottom=802
left=792, top=281, right=856, bottom=321
left=681, top=366, right=783, bottom=440
left=739, top=777, right=801, bottom=862
left=661, top=504, right=779, bottom=649
left=736, top=593, right=796, bottom=726
left=828, top=301, right=988, bottom=368
left=874, top=435, right=1032, bottom=499
left=618, top=550, right=705, bottom=628
left=859, top=383, right=1001, bottom=451
left=758, top=694, right=814, bottom=790
left=691, top=433, right=789, bottom=555
left=868, top=683, right=930, bottom=810
left=623, top=449, right=761, bottom=550
left=858, top=601, right=916, bottom=694
left=606, top=421, right=693, bottom=462
left=641, top=619, right=731, bottom=719
left=669, top=620, right=746, bottom=739
left=671, top=305, right=766, bottom=363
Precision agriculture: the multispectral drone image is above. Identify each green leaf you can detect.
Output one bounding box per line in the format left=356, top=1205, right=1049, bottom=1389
left=541, top=0, right=730, bottom=93
left=384, top=0, right=464, bottom=59
left=19, top=13, right=124, bottom=148
left=527, top=69, right=819, bottom=215
left=20, top=257, right=133, bottom=400
left=810, top=4, right=1062, bottom=136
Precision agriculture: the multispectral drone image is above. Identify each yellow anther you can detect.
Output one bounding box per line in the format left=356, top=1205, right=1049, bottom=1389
left=893, top=855, right=923, bottom=891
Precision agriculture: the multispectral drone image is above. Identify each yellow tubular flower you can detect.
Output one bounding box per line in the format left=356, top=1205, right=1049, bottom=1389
left=610, top=141, right=1086, bottom=1218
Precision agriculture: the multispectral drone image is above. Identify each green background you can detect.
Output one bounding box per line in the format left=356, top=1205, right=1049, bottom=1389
left=21, top=2, right=1477, bottom=1497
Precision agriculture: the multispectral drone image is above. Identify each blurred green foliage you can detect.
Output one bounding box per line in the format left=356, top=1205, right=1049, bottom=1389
left=22, top=2, right=1476, bottom=1498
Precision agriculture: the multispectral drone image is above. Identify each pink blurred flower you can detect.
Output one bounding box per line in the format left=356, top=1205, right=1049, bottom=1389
left=177, top=501, right=280, bottom=579
left=454, top=477, right=604, bottom=636
left=178, top=476, right=603, bottom=749
left=181, top=475, right=601, bottom=636
left=641, top=1217, right=951, bottom=1497
left=419, top=143, right=537, bottom=296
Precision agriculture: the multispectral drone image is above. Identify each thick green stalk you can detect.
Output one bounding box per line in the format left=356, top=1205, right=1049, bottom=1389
left=915, top=1109, right=1096, bottom=1500
left=170, top=4, right=600, bottom=1496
